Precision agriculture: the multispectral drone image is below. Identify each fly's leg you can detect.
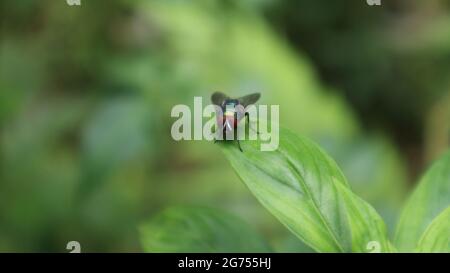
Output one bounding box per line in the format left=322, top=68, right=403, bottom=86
left=237, top=139, right=243, bottom=152
left=245, top=112, right=260, bottom=134
left=232, top=126, right=243, bottom=152
left=214, top=128, right=225, bottom=143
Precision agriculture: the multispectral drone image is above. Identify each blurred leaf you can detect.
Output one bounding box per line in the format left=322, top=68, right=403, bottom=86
left=416, top=207, right=450, bottom=253
left=139, top=206, right=271, bottom=253
left=394, top=150, right=450, bottom=252
left=220, top=127, right=392, bottom=252
left=82, top=97, right=156, bottom=171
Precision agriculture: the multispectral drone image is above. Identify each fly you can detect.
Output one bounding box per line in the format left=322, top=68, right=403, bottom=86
left=211, top=91, right=261, bottom=152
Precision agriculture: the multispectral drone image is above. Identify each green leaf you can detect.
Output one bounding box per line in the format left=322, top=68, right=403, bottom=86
left=394, top=150, right=450, bottom=252
left=416, top=207, right=450, bottom=252
left=220, top=127, right=392, bottom=253
left=139, top=206, right=271, bottom=253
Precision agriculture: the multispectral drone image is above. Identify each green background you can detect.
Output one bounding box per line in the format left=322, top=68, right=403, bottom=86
left=0, top=0, right=449, bottom=252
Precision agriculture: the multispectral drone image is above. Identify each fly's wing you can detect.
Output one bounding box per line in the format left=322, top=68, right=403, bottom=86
left=238, top=93, right=261, bottom=107
left=211, top=92, right=229, bottom=106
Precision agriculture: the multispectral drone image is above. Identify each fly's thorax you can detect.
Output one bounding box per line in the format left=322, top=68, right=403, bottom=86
left=224, top=109, right=235, bottom=117
left=223, top=100, right=238, bottom=112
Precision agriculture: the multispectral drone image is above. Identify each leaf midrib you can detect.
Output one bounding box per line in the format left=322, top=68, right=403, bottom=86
left=279, top=146, right=346, bottom=253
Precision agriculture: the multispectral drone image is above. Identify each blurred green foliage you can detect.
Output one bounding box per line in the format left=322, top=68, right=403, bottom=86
left=0, top=0, right=448, bottom=252
left=140, top=206, right=271, bottom=253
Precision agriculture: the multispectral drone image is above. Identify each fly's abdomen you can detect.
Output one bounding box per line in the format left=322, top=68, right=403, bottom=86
left=223, top=110, right=236, bottom=132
